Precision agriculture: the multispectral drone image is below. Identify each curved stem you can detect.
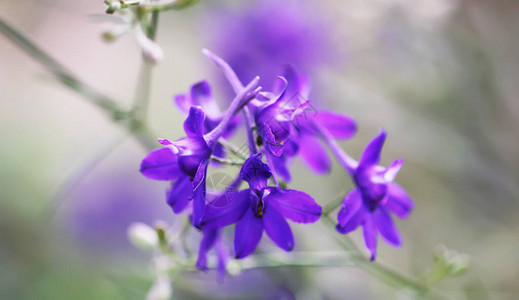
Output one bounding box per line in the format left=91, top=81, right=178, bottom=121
left=210, top=156, right=244, bottom=166
left=243, top=106, right=258, bottom=155
left=204, top=77, right=260, bottom=146
left=314, top=121, right=358, bottom=175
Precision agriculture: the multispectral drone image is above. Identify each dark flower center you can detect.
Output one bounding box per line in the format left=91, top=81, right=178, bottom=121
left=256, top=134, right=263, bottom=146
left=255, top=199, right=265, bottom=218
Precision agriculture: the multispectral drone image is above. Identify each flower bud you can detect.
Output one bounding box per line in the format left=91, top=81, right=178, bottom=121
left=226, top=259, right=242, bottom=276
left=128, top=222, right=159, bottom=251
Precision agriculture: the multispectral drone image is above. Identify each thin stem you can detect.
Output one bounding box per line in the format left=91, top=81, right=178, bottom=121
left=243, top=106, right=258, bottom=155
left=141, top=0, right=200, bottom=12
left=218, top=138, right=248, bottom=160
left=133, top=11, right=159, bottom=123
left=147, top=11, right=159, bottom=40
left=210, top=156, right=244, bottom=166
left=202, top=48, right=243, bottom=93
left=322, top=192, right=349, bottom=215
left=204, top=77, right=260, bottom=145
left=314, top=121, right=358, bottom=174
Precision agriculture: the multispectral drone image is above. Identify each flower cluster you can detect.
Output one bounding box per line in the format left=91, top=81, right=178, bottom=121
left=140, top=49, right=414, bottom=277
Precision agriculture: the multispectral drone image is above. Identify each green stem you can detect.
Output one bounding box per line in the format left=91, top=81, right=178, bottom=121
left=322, top=192, right=348, bottom=215
left=218, top=138, right=248, bottom=160
left=210, top=156, right=244, bottom=166
left=147, top=11, right=159, bottom=40
left=133, top=11, right=159, bottom=123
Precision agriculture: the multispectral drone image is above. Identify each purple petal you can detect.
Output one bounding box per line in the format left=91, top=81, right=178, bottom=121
left=283, top=139, right=299, bottom=156
left=184, top=106, right=206, bottom=137
left=297, top=134, right=331, bottom=174
left=385, top=183, right=414, bottom=219
left=337, top=189, right=362, bottom=227
left=234, top=208, right=263, bottom=259
left=373, top=208, right=402, bottom=247
left=210, top=142, right=227, bottom=165
left=271, top=75, right=289, bottom=98
left=140, top=147, right=183, bottom=181
left=192, top=160, right=209, bottom=227
left=215, top=240, right=229, bottom=283
left=158, top=138, right=175, bottom=147
left=384, top=159, right=403, bottom=182
left=277, top=64, right=309, bottom=99
left=201, top=190, right=250, bottom=230
left=173, top=94, right=191, bottom=114
left=358, top=129, right=387, bottom=171
left=221, top=115, right=240, bottom=139
left=196, top=229, right=219, bottom=270
left=266, top=188, right=321, bottom=223
left=166, top=176, right=192, bottom=214
left=263, top=207, right=294, bottom=252
left=190, top=80, right=221, bottom=119
left=190, top=81, right=211, bottom=106
left=270, top=154, right=292, bottom=182
left=313, top=110, right=357, bottom=140
left=175, top=137, right=211, bottom=177
left=336, top=204, right=367, bottom=234
left=362, top=216, right=378, bottom=261
left=240, top=153, right=272, bottom=191
left=258, top=122, right=285, bottom=156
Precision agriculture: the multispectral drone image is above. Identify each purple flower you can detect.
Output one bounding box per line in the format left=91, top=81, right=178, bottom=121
left=254, top=65, right=357, bottom=181
left=174, top=80, right=239, bottom=159
left=206, top=0, right=333, bottom=89
left=140, top=77, right=260, bottom=226
left=140, top=106, right=211, bottom=226
left=333, top=130, right=414, bottom=261
left=200, top=154, right=322, bottom=259
left=202, top=49, right=356, bottom=183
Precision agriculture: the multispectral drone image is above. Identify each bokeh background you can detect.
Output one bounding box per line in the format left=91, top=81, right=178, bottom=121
left=1, top=0, right=518, bottom=299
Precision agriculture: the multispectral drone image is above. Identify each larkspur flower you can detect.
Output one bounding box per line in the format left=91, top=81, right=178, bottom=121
left=258, top=65, right=357, bottom=181
left=174, top=80, right=239, bottom=160
left=321, top=129, right=414, bottom=260
left=202, top=49, right=356, bottom=182
left=140, top=77, right=260, bottom=226
left=200, top=154, right=322, bottom=259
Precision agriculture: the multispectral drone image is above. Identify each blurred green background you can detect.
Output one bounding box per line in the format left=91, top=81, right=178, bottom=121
left=1, top=0, right=518, bottom=299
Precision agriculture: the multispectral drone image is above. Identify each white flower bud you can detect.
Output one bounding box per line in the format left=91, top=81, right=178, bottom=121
left=226, top=259, right=242, bottom=277
left=128, top=222, right=159, bottom=251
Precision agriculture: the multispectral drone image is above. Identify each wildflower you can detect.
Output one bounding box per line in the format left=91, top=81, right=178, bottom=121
left=202, top=49, right=356, bottom=182
left=255, top=65, right=357, bottom=181
left=331, top=130, right=414, bottom=260
left=200, top=154, right=322, bottom=259
left=140, top=78, right=260, bottom=226
left=174, top=80, right=239, bottom=160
